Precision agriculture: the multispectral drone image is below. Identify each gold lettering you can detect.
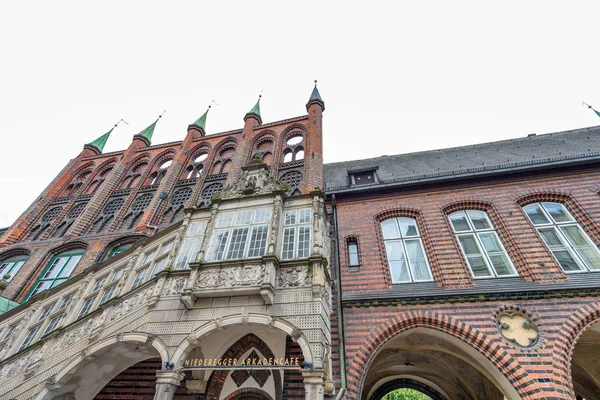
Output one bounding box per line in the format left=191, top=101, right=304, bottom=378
left=252, top=358, right=257, bottom=365
left=217, top=359, right=222, bottom=366
left=284, top=358, right=290, bottom=365
left=268, top=358, right=273, bottom=365
left=240, top=359, right=245, bottom=366
left=294, top=358, right=299, bottom=365
left=233, top=358, right=238, bottom=366
left=184, top=359, right=190, bottom=367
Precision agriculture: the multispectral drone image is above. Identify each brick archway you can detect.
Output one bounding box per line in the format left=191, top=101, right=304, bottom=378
left=224, top=387, right=274, bottom=400
left=551, top=302, right=600, bottom=397
left=348, top=311, right=524, bottom=399
left=204, top=333, right=282, bottom=400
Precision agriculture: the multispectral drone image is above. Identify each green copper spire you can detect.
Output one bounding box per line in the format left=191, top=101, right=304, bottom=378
left=192, top=105, right=211, bottom=130
left=86, top=128, right=113, bottom=153
left=135, top=111, right=165, bottom=145
left=306, top=80, right=325, bottom=111
left=244, top=94, right=262, bottom=124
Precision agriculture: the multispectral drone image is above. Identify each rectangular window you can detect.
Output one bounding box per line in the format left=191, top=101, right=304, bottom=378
left=110, top=268, right=125, bottom=283
left=0, top=260, right=26, bottom=282
left=42, top=315, right=62, bottom=336
left=152, top=257, right=168, bottom=276
left=131, top=268, right=149, bottom=289
left=348, top=242, right=359, bottom=266
left=99, top=285, right=116, bottom=305
left=20, top=327, right=40, bottom=350
left=280, top=209, right=312, bottom=260
left=174, top=221, right=207, bottom=269
left=2, top=324, right=16, bottom=341
left=38, top=304, right=55, bottom=322
left=206, top=209, right=271, bottom=262
left=92, top=277, right=107, bottom=292
left=27, top=252, right=83, bottom=300
left=78, top=297, right=96, bottom=318
left=58, top=294, right=73, bottom=311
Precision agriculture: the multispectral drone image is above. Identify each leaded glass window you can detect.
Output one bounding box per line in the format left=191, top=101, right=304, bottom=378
left=449, top=210, right=517, bottom=278
left=523, top=202, right=600, bottom=272
left=175, top=221, right=208, bottom=269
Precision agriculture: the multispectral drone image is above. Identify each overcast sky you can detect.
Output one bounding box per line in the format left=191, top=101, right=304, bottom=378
left=1, top=1, right=599, bottom=227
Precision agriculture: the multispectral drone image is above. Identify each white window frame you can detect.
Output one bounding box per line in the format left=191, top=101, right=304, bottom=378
left=174, top=221, right=207, bottom=269
left=206, top=209, right=272, bottom=262
left=449, top=210, right=518, bottom=279
left=523, top=202, right=600, bottom=273
left=0, top=257, right=27, bottom=283
left=129, top=238, right=176, bottom=290
left=381, top=217, right=433, bottom=283
left=280, top=209, right=312, bottom=261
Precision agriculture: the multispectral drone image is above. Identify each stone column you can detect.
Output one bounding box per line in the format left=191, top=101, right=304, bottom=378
left=154, top=370, right=184, bottom=400
left=303, top=370, right=326, bottom=400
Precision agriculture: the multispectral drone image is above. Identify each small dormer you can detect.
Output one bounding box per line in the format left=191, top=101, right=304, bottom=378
left=347, top=166, right=379, bottom=186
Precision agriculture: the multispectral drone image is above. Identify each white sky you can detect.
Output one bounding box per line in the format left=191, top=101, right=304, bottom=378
left=1, top=1, right=599, bottom=227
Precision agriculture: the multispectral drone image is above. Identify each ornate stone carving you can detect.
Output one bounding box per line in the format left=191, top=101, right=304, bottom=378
left=164, top=277, right=187, bottom=296
left=277, top=266, right=311, bottom=288
left=197, top=269, right=227, bottom=288
left=109, top=288, right=151, bottom=322
left=498, top=311, right=540, bottom=348
left=217, top=167, right=288, bottom=200
left=231, top=265, right=265, bottom=286
left=0, top=342, right=46, bottom=380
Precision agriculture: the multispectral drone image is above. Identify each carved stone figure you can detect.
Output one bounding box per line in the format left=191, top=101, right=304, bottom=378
left=164, top=277, right=187, bottom=296
left=231, top=265, right=265, bottom=286
left=277, top=266, right=310, bottom=287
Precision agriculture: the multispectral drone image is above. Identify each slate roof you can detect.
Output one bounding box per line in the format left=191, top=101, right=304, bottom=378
left=324, top=125, right=600, bottom=191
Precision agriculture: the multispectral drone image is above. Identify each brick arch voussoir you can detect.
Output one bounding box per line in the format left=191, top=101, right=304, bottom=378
left=205, top=333, right=282, bottom=400
left=223, top=388, right=274, bottom=400
left=0, top=247, right=31, bottom=261
left=350, top=311, right=525, bottom=399
left=551, top=302, right=600, bottom=397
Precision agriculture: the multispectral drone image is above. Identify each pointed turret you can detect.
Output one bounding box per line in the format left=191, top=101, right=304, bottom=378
left=188, top=105, right=211, bottom=137
left=306, top=80, right=325, bottom=111
left=84, top=127, right=113, bottom=155
left=244, top=95, right=262, bottom=125
left=133, top=112, right=164, bottom=147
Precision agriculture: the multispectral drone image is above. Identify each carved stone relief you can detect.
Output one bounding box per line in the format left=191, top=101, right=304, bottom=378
left=163, top=277, right=188, bottom=296
left=277, top=266, right=311, bottom=288
left=498, top=311, right=540, bottom=348
left=196, top=265, right=266, bottom=289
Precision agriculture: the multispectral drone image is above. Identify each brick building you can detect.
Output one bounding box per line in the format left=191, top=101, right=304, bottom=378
left=0, top=83, right=599, bottom=399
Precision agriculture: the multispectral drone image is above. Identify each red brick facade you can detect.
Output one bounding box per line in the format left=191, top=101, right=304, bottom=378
left=331, top=163, right=600, bottom=399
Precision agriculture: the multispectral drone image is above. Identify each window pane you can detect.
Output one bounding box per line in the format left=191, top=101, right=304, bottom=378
left=458, top=235, right=481, bottom=255
left=78, top=297, right=95, bottom=318
left=216, top=213, right=234, bottom=228
left=226, top=228, right=249, bottom=259
left=538, top=228, right=564, bottom=248
left=281, top=227, right=296, bottom=260
left=479, top=233, right=502, bottom=253
left=132, top=268, right=148, bottom=289
left=206, top=230, right=229, bottom=261
left=152, top=258, right=167, bottom=275
left=467, top=210, right=491, bottom=230
left=254, top=209, right=272, bottom=224
left=32, top=281, right=51, bottom=296
left=248, top=226, right=268, bottom=258
left=187, top=221, right=204, bottom=237
left=297, top=226, right=311, bottom=258
left=489, top=254, right=512, bottom=276
left=398, top=218, right=419, bottom=237
left=524, top=204, right=550, bottom=225
left=59, top=295, right=73, bottom=310
left=284, top=211, right=297, bottom=226
left=44, top=257, right=68, bottom=279
left=348, top=243, right=359, bottom=266
left=93, top=277, right=107, bottom=292
left=50, top=278, right=67, bottom=288
left=405, top=240, right=430, bottom=281
left=389, top=260, right=410, bottom=282
left=175, top=237, right=193, bottom=269
left=561, top=226, right=592, bottom=247
left=553, top=250, right=582, bottom=272
left=576, top=247, right=600, bottom=270
left=381, top=219, right=400, bottom=239
left=467, top=256, right=491, bottom=277
left=143, top=250, right=157, bottom=265
left=59, top=255, right=81, bottom=278
left=111, top=268, right=125, bottom=282
left=385, top=241, right=405, bottom=262
left=298, top=209, right=311, bottom=224
left=43, top=315, right=62, bottom=336
left=234, top=211, right=253, bottom=226
left=449, top=212, right=470, bottom=232
left=99, top=286, right=116, bottom=305
left=542, top=202, right=572, bottom=223
left=38, top=305, right=54, bottom=321
left=160, top=241, right=174, bottom=256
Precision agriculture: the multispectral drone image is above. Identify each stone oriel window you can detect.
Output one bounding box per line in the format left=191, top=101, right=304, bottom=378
left=523, top=202, right=600, bottom=272
left=381, top=217, right=432, bottom=283
left=26, top=250, right=84, bottom=300
left=449, top=210, right=517, bottom=278
left=130, top=240, right=174, bottom=289
left=78, top=267, right=125, bottom=319
left=205, top=209, right=272, bottom=262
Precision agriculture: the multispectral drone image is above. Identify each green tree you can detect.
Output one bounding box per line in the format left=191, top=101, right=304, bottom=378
left=381, top=388, right=432, bottom=400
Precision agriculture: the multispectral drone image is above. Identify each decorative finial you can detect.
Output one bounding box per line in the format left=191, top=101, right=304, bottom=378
left=158, top=110, right=167, bottom=119
left=314, top=79, right=317, bottom=84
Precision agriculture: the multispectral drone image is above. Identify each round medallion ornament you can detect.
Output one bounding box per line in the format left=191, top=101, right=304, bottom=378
left=497, top=311, right=540, bottom=348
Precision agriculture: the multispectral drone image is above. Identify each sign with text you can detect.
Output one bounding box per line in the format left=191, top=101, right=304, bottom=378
left=182, top=357, right=302, bottom=370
